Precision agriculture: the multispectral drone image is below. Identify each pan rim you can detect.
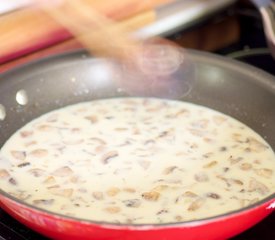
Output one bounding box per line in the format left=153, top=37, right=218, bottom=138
left=1, top=48, right=275, bottom=85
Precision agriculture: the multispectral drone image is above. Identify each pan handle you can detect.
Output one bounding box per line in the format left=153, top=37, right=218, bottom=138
left=257, top=1, right=275, bottom=59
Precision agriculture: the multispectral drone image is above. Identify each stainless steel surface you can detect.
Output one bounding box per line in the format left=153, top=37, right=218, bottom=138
left=136, top=0, right=237, bottom=38
left=0, top=0, right=236, bottom=39
left=250, top=0, right=275, bottom=58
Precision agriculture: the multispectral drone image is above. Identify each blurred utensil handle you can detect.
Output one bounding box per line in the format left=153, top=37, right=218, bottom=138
left=251, top=0, right=275, bottom=58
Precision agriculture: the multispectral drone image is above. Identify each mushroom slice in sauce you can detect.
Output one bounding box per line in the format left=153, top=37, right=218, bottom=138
left=92, top=191, right=104, bottom=200
left=194, top=172, right=209, bottom=182
left=248, top=178, right=270, bottom=195
left=29, top=149, right=48, bottom=157
left=142, top=191, right=160, bottom=201
left=123, top=199, right=141, bottom=208
left=28, top=168, right=46, bottom=177
left=254, top=168, right=273, bottom=178
left=10, top=151, right=26, bottom=161
left=33, top=199, right=55, bottom=205
left=104, top=206, right=121, bottom=214
left=101, top=151, right=119, bottom=164
left=49, top=187, right=74, bottom=198
left=0, top=169, right=10, bottom=179
left=106, top=187, right=120, bottom=197
left=187, top=198, right=205, bottom=211
left=52, top=166, right=73, bottom=177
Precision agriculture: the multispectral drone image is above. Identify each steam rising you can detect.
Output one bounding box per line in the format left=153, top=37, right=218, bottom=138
left=117, top=44, right=196, bottom=99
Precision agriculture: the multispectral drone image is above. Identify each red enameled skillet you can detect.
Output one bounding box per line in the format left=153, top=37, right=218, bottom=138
left=0, top=49, right=275, bottom=240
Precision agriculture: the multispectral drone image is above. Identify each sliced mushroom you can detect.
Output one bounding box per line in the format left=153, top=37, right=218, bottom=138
left=106, top=187, right=120, bottom=197
left=85, top=115, right=98, bottom=123
left=216, top=175, right=230, bottom=187
left=212, top=115, right=226, bottom=125
left=123, top=199, right=141, bottom=208
left=229, top=156, right=243, bottom=165
left=43, top=176, right=56, bottom=184
left=194, top=172, right=209, bottom=182
left=152, top=185, right=169, bottom=192
left=95, top=145, right=107, bottom=154
left=20, top=130, right=33, bottom=138
left=24, top=141, right=37, bottom=147
left=8, top=177, right=17, bottom=185
left=232, top=133, right=244, bottom=143
left=33, top=199, right=54, bottom=205
left=104, top=206, right=121, bottom=214
left=89, top=137, right=106, bottom=145
left=29, top=149, right=48, bottom=158
left=49, top=187, right=74, bottom=198
left=28, top=168, right=45, bottom=177
left=101, top=151, right=119, bottom=164
left=11, top=190, right=31, bottom=200
left=203, top=161, right=217, bottom=168
left=187, top=198, right=205, bottom=211
left=47, top=184, right=60, bottom=189
left=248, top=178, right=270, bottom=195
left=174, top=215, right=184, bottom=222
left=142, top=191, right=160, bottom=201
left=92, top=191, right=104, bottom=200
left=229, top=179, right=243, bottom=185
left=52, top=166, right=73, bottom=177
left=10, top=150, right=26, bottom=161
left=240, top=163, right=252, bottom=171
left=123, top=187, right=136, bottom=193
left=175, top=191, right=198, bottom=203
left=183, top=191, right=198, bottom=198
left=254, top=168, right=273, bottom=178
left=70, top=175, right=83, bottom=183
left=206, top=192, right=221, bottom=199
left=17, top=162, right=30, bottom=168
left=162, top=166, right=178, bottom=175
left=114, top=127, right=128, bottom=131
left=247, top=137, right=268, bottom=152
left=0, top=169, right=10, bottom=179
left=36, top=124, right=54, bottom=131
left=144, top=139, right=155, bottom=147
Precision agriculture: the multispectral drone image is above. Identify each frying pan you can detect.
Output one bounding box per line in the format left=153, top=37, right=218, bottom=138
left=0, top=49, right=275, bottom=240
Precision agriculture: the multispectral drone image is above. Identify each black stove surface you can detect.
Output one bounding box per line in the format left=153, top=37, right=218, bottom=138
left=1, top=3, right=275, bottom=240
left=0, top=209, right=47, bottom=240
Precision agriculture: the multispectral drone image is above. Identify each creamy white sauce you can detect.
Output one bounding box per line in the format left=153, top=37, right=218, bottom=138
left=0, top=97, right=275, bottom=224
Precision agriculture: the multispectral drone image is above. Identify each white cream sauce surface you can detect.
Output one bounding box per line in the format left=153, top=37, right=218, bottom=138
left=0, top=97, right=275, bottom=224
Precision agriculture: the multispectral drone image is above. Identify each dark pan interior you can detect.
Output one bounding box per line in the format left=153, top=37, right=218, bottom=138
left=0, top=49, right=275, bottom=151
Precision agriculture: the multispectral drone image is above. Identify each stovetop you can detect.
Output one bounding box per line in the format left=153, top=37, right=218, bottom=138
left=1, top=2, right=275, bottom=240
left=0, top=210, right=46, bottom=240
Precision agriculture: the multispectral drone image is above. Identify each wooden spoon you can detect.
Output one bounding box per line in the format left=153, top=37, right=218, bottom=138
left=43, top=0, right=140, bottom=60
